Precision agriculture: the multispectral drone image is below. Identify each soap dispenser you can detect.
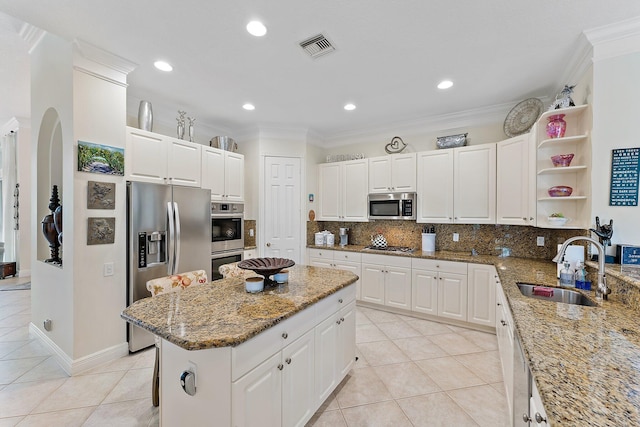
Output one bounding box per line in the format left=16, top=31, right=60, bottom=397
left=559, top=261, right=575, bottom=288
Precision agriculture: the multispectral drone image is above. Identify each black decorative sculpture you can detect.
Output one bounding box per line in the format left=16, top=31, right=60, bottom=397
left=590, top=216, right=613, bottom=249
left=41, top=185, right=62, bottom=265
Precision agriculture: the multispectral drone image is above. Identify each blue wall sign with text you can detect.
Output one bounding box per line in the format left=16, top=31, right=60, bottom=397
left=609, top=147, right=640, bottom=206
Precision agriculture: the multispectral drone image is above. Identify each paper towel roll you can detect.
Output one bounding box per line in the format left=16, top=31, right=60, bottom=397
left=422, top=233, right=436, bottom=252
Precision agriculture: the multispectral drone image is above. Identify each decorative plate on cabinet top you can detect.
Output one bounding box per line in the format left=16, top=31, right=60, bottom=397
left=503, top=98, right=544, bottom=137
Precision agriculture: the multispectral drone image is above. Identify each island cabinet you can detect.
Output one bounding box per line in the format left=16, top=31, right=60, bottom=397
left=125, top=126, right=202, bottom=187
left=496, top=280, right=515, bottom=421
left=317, top=159, right=368, bottom=221
left=201, top=146, right=244, bottom=202
left=411, top=258, right=467, bottom=321
left=368, top=152, right=417, bottom=194
left=361, top=253, right=412, bottom=310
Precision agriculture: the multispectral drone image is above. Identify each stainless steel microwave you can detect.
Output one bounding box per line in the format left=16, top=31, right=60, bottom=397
left=368, top=192, right=416, bottom=220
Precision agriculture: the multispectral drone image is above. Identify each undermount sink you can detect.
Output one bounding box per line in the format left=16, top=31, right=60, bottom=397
left=516, top=283, right=597, bottom=307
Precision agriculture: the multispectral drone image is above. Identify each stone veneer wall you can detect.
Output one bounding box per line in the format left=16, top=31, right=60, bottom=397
left=307, top=220, right=588, bottom=260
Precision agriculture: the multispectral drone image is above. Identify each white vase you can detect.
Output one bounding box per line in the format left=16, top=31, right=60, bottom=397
left=138, top=101, right=153, bottom=131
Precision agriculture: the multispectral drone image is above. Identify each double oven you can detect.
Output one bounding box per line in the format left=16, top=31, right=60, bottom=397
left=210, top=201, right=244, bottom=280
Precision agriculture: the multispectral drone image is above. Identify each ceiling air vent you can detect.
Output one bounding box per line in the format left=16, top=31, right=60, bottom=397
left=299, top=33, right=335, bottom=58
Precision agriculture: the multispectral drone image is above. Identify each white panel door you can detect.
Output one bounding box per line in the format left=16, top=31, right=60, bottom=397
left=264, top=157, right=301, bottom=262
left=417, top=150, right=454, bottom=223
left=342, top=159, right=368, bottom=221
left=232, top=352, right=282, bottom=427
left=282, top=330, right=315, bottom=427
left=497, top=135, right=530, bottom=225
left=411, top=269, right=438, bottom=315
left=454, top=144, right=496, bottom=224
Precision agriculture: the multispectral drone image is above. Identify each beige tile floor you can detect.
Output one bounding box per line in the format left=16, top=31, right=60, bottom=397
left=0, top=278, right=508, bottom=426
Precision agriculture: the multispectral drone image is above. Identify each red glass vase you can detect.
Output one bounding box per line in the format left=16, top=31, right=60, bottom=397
left=546, top=114, right=567, bottom=138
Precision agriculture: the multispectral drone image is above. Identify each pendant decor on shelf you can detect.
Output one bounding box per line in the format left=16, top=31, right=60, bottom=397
left=137, top=100, right=153, bottom=131
left=503, top=98, right=543, bottom=137
left=176, top=110, right=186, bottom=139
left=385, top=136, right=408, bottom=154
left=549, top=85, right=576, bottom=110
left=187, top=117, right=195, bottom=142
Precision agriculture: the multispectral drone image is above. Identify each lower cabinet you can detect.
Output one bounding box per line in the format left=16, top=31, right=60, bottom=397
left=467, top=264, right=497, bottom=327
left=309, top=249, right=362, bottom=300
left=411, top=259, right=468, bottom=321
left=530, top=379, right=549, bottom=426
left=361, top=253, right=412, bottom=310
left=496, top=281, right=515, bottom=422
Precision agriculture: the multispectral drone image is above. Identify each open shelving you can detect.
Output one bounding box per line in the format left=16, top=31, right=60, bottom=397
left=535, top=105, right=591, bottom=229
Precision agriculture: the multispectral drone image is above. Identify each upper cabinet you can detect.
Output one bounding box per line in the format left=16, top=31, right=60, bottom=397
left=201, top=146, right=244, bottom=202
left=535, top=105, right=591, bottom=229
left=496, top=134, right=536, bottom=226
left=417, top=143, right=496, bottom=224
left=125, top=127, right=201, bottom=187
left=368, top=153, right=416, bottom=193
left=317, top=159, right=368, bottom=221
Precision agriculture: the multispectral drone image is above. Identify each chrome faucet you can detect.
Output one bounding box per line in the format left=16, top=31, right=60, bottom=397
left=552, top=236, right=610, bottom=300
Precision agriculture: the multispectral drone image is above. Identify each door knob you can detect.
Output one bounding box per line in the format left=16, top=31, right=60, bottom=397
left=266, top=243, right=271, bottom=247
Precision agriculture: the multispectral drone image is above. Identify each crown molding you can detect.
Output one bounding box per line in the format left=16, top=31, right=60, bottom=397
left=73, top=39, right=137, bottom=85
left=2, top=117, right=31, bottom=134
left=18, top=22, right=45, bottom=54
left=554, top=33, right=593, bottom=96
left=584, top=16, right=640, bottom=61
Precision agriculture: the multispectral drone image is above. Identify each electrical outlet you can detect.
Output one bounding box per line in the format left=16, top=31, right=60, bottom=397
left=537, top=236, right=545, bottom=247
left=103, top=262, right=114, bottom=277
left=453, top=233, right=459, bottom=242
left=249, top=228, right=254, bottom=237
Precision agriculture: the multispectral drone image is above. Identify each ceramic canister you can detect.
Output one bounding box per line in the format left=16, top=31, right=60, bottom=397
left=326, top=233, right=335, bottom=246
left=315, top=232, right=325, bottom=246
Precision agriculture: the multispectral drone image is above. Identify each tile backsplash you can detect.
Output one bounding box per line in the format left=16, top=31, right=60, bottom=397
left=307, top=220, right=588, bottom=260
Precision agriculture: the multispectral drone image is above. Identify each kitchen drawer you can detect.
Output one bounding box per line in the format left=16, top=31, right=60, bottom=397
left=232, top=305, right=315, bottom=380
left=308, top=248, right=334, bottom=260
left=362, top=253, right=412, bottom=268
left=412, top=258, right=468, bottom=275
left=334, top=251, right=362, bottom=262
left=315, top=284, right=356, bottom=323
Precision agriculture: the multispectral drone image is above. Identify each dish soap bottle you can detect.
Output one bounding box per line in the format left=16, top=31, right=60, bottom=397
left=559, top=261, right=575, bottom=288
left=574, top=261, right=588, bottom=290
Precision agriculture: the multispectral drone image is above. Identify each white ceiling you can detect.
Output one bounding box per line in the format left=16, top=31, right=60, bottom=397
left=1, top=1, right=640, bottom=143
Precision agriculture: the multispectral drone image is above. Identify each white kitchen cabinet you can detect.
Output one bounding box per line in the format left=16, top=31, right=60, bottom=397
left=411, top=258, right=468, bottom=321
left=361, top=253, right=412, bottom=310
left=497, top=134, right=535, bottom=226
left=530, top=379, right=549, bottom=426
left=233, top=352, right=282, bottom=427
left=411, top=268, right=438, bottom=315
left=496, top=280, right=514, bottom=421
left=126, top=127, right=201, bottom=187
left=454, top=143, right=496, bottom=224
left=201, top=146, right=244, bottom=201
left=535, top=105, right=591, bottom=229
left=368, top=153, right=416, bottom=194
left=317, top=159, right=368, bottom=221
left=282, top=330, right=315, bottom=427
left=467, top=264, right=496, bottom=327
left=244, top=249, right=256, bottom=260
left=417, top=143, right=495, bottom=224
left=438, top=271, right=468, bottom=321
left=416, top=149, right=454, bottom=223
left=337, top=301, right=356, bottom=378
left=308, top=249, right=362, bottom=300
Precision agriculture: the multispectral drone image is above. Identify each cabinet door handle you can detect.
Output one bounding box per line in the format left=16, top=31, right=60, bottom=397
left=340, top=317, right=345, bottom=322
left=336, top=319, right=342, bottom=325
left=338, top=298, right=343, bottom=303
left=285, top=358, right=292, bottom=364
left=534, top=413, right=547, bottom=424
left=266, top=243, right=271, bottom=247
left=530, top=217, right=534, bottom=221
left=501, top=320, right=507, bottom=326
left=497, top=302, right=501, bottom=306
left=522, top=217, right=527, bottom=221
left=282, top=332, right=288, bottom=339
left=277, top=364, right=284, bottom=371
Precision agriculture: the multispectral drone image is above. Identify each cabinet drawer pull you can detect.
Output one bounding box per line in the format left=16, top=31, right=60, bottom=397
left=277, top=364, right=284, bottom=371
left=336, top=319, right=342, bottom=325
left=338, top=298, right=343, bottom=303
left=534, top=413, right=547, bottom=424
left=501, top=320, right=507, bottom=326
left=340, top=317, right=344, bottom=322
left=285, top=358, right=292, bottom=364
left=497, top=302, right=501, bottom=306
left=282, top=332, right=288, bottom=339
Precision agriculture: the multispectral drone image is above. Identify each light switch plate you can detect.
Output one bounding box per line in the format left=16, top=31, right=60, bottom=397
left=536, top=236, right=545, bottom=246
left=103, top=262, right=114, bottom=276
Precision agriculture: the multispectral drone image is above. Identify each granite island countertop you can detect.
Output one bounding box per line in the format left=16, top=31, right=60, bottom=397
left=309, top=244, right=640, bottom=426
left=121, top=265, right=357, bottom=351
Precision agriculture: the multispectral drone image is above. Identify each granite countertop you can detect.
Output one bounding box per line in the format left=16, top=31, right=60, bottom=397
left=309, top=244, right=640, bottom=425
left=121, top=265, right=357, bottom=351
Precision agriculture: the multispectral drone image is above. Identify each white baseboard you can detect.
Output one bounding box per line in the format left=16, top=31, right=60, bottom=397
left=19, top=269, right=31, bottom=277
left=29, top=323, right=129, bottom=376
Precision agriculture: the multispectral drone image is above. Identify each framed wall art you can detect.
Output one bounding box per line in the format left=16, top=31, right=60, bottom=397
left=87, top=181, right=115, bottom=209
left=77, top=141, right=124, bottom=176
left=87, top=217, right=115, bottom=245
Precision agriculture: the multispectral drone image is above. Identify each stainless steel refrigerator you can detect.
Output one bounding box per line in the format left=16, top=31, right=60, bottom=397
left=126, top=181, right=211, bottom=352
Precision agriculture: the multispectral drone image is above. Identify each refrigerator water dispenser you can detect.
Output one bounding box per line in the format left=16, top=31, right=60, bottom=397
left=137, top=231, right=167, bottom=268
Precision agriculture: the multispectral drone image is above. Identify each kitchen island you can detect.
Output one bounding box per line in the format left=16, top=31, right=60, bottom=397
left=122, top=265, right=358, bottom=427
left=309, top=244, right=640, bottom=426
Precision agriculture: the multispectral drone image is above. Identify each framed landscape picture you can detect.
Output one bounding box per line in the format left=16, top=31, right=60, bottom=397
left=77, top=141, right=124, bottom=176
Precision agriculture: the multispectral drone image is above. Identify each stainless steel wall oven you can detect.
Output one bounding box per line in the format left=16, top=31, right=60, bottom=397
left=211, top=202, right=244, bottom=280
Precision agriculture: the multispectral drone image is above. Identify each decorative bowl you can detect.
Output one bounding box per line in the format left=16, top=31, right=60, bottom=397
left=551, top=153, right=574, bottom=167
left=548, top=186, right=573, bottom=197
left=436, top=133, right=467, bottom=149
left=237, top=257, right=295, bottom=283
left=547, top=216, right=570, bottom=227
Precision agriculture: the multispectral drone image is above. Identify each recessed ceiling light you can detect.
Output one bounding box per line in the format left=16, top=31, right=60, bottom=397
left=243, top=103, right=255, bottom=111
left=437, top=80, right=453, bottom=90
left=153, top=60, right=173, bottom=72
left=344, top=103, right=356, bottom=111
left=246, top=21, right=267, bottom=37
